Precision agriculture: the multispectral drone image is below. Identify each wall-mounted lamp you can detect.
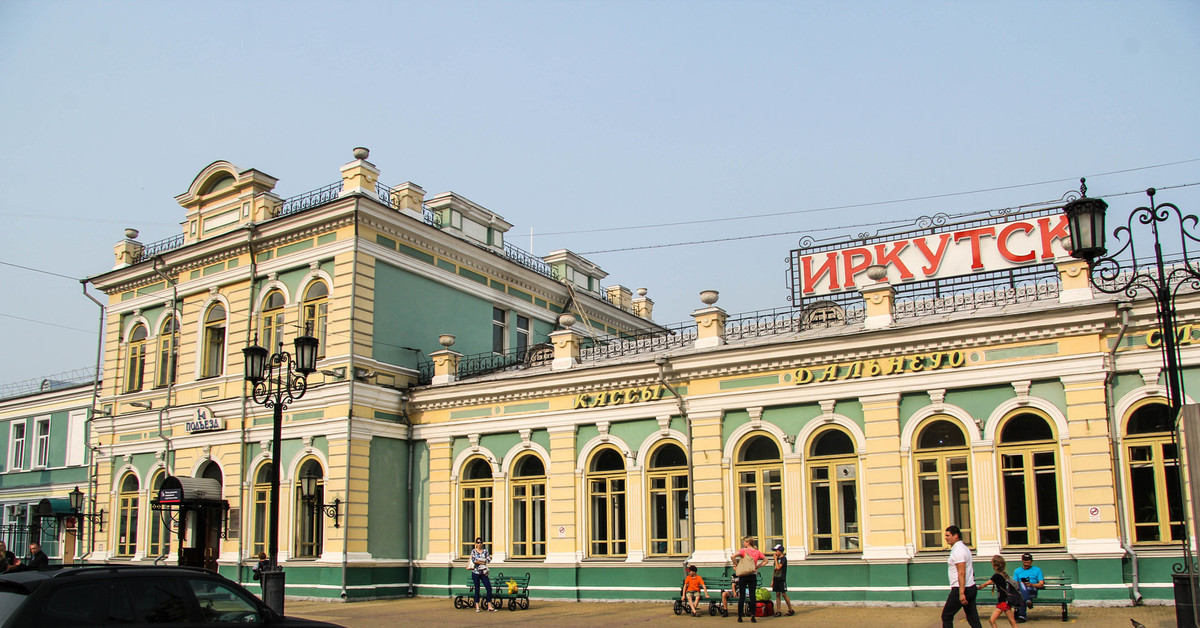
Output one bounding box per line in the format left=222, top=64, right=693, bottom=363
left=68, top=485, right=105, bottom=532
left=354, top=368, right=376, bottom=382
left=299, top=469, right=340, bottom=528
left=129, top=401, right=153, bottom=409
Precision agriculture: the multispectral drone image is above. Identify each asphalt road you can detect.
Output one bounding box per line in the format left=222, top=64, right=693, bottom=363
left=286, top=596, right=1180, bottom=628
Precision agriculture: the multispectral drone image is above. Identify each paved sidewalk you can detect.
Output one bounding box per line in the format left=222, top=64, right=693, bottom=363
left=286, top=596, right=1180, bottom=628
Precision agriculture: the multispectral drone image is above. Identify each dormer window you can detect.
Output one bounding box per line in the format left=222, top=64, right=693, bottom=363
left=204, top=174, right=235, bottom=195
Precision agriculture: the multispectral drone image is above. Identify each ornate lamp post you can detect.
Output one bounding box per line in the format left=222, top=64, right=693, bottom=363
left=299, top=468, right=341, bottom=528
left=1063, top=179, right=1199, bottom=626
left=243, top=331, right=319, bottom=614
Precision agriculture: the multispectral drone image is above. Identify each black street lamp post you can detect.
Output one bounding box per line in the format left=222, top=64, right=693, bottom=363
left=1064, top=179, right=1200, bottom=627
left=243, top=331, right=319, bottom=615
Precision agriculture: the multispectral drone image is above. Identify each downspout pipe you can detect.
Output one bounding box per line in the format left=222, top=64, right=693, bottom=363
left=400, top=391, right=416, bottom=598
left=655, top=356, right=695, bottom=561
left=1105, top=301, right=1141, bottom=604
left=79, top=279, right=106, bottom=563
left=150, top=257, right=178, bottom=518
left=240, top=223, right=259, bottom=584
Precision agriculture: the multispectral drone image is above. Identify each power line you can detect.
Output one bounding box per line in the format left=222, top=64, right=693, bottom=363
left=0, top=312, right=93, bottom=334
left=545, top=158, right=1200, bottom=237
left=580, top=181, right=1200, bottom=256
left=0, top=260, right=80, bottom=281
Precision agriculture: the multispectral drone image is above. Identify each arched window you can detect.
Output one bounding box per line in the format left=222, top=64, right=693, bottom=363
left=148, top=470, right=171, bottom=556
left=117, top=473, right=140, bottom=557
left=204, top=174, right=235, bottom=194
left=510, top=454, right=546, bottom=558
left=1124, top=400, right=1183, bottom=543
left=460, top=457, right=494, bottom=557
left=302, top=282, right=329, bottom=358
left=735, top=434, right=784, bottom=552
left=260, top=290, right=286, bottom=352
left=252, top=462, right=273, bottom=557
left=807, top=428, right=859, bottom=552
left=997, top=412, right=1062, bottom=547
left=294, top=459, right=324, bottom=558
left=914, top=418, right=972, bottom=549
left=587, top=447, right=627, bottom=557
left=648, top=442, right=689, bottom=556
left=156, top=317, right=178, bottom=388
left=125, top=324, right=148, bottom=392
left=201, top=304, right=226, bottom=378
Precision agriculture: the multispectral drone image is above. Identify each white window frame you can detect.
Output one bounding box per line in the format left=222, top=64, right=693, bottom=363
left=8, top=422, right=26, bottom=472
left=33, top=417, right=51, bottom=469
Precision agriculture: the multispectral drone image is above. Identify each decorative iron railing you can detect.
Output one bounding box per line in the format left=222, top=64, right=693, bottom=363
left=0, top=367, right=97, bottom=402
left=724, top=302, right=866, bottom=342
left=132, top=233, right=186, bottom=263
left=504, top=242, right=557, bottom=280
left=417, top=343, right=555, bottom=385
left=278, top=181, right=343, bottom=217
left=578, top=321, right=698, bottom=363
left=892, top=263, right=1061, bottom=320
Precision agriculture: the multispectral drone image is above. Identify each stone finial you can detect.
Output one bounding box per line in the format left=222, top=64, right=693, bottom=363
left=431, top=348, right=462, bottom=385
left=632, top=289, right=654, bottom=320
left=693, top=293, right=727, bottom=349
left=340, top=149, right=381, bottom=200
left=550, top=328, right=582, bottom=370
left=353, top=147, right=370, bottom=160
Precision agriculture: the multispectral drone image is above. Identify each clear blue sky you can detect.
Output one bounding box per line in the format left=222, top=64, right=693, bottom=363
left=1, top=0, right=1198, bottom=387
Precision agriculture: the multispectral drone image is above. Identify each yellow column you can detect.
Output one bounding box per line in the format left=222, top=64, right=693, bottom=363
left=426, top=437, right=455, bottom=561
left=689, top=409, right=729, bottom=563
left=550, top=329, right=581, bottom=370
left=545, top=426, right=578, bottom=563
left=861, top=282, right=895, bottom=330
left=1058, top=258, right=1094, bottom=303
left=860, top=393, right=908, bottom=558
left=1062, top=374, right=1123, bottom=553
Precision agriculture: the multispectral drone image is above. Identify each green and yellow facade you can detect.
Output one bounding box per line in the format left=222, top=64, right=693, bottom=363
left=1, top=149, right=1194, bottom=607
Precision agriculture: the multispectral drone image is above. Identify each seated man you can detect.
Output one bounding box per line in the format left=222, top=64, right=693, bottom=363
left=1012, top=552, right=1044, bottom=623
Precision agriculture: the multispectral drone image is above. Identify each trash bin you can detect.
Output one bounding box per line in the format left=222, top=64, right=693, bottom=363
left=262, top=569, right=286, bottom=616
left=1174, top=572, right=1197, bottom=628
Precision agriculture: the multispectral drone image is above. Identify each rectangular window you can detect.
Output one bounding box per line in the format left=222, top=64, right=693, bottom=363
left=516, top=315, right=530, bottom=353
left=8, top=423, right=26, bottom=471
left=34, top=418, right=50, bottom=468
left=492, top=307, right=506, bottom=354
left=203, top=326, right=225, bottom=378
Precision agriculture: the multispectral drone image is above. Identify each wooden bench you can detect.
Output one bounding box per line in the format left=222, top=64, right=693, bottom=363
left=1034, top=572, right=1074, bottom=622
left=976, top=571, right=1074, bottom=622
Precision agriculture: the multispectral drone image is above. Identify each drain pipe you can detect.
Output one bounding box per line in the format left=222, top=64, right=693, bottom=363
left=240, top=223, right=260, bottom=584
left=79, top=279, right=107, bottom=563
left=1105, top=301, right=1141, bottom=604
left=655, top=356, right=695, bottom=560
left=400, top=391, right=416, bottom=597
left=150, top=257, right=178, bottom=497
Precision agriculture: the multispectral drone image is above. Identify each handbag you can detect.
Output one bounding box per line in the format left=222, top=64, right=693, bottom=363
left=734, top=552, right=757, bottom=577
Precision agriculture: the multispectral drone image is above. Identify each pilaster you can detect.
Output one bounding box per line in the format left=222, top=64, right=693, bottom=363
left=545, top=426, right=578, bottom=563
left=424, top=437, right=455, bottom=562
left=689, top=409, right=729, bottom=563
left=859, top=393, right=907, bottom=559
left=1061, top=373, right=1123, bottom=553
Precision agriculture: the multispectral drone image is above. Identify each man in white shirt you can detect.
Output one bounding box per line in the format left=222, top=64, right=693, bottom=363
left=940, top=525, right=982, bottom=628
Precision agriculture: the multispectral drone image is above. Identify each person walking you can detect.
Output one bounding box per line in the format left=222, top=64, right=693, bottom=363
left=984, top=555, right=1020, bottom=628
left=770, top=544, right=795, bottom=616
left=731, top=536, right=767, bottom=623
left=941, top=526, right=982, bottom=628
left=468, top=537, right=497, bottom=613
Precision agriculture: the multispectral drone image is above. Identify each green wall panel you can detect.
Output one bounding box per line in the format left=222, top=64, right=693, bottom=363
left=372, top=262, right=495, bottom=369
left=1030, top=379, right=1067, bottom=414
left=368, top=437, right=409, bottom=558
left=946, top=385, right=1013, bottom=426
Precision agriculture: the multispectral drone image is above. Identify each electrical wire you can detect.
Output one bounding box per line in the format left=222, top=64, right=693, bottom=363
left=543, top=158, right=1200, bottom=237
left=0, top=260, right=80, bottom=281
left=0, top=312, right=93, bottom=334
left=580, top=181, right=1200, bottom=256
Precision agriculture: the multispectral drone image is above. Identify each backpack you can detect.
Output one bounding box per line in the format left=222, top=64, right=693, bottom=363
left=1003, top=577, right=1024, bottom=609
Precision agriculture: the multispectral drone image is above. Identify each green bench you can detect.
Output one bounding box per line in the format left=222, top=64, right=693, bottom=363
left=453, top=571, right=531, bottom=611
left=976, top=570, right=1074, bottom=622
left=1034, top=572, right=1074, bottom=622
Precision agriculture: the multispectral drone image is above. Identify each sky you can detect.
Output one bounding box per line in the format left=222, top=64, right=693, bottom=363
left=1, top=0, right=1198, bottom=388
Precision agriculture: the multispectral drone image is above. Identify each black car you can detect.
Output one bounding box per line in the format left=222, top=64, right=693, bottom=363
left=0, top=565, right=343, bottom=627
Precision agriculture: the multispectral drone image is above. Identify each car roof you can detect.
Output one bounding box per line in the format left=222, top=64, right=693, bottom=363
left=0, top=564, right=229, bottom=588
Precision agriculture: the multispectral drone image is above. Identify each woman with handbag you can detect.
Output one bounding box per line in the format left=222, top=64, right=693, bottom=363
left=731, top=536, right=767, bottom=623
